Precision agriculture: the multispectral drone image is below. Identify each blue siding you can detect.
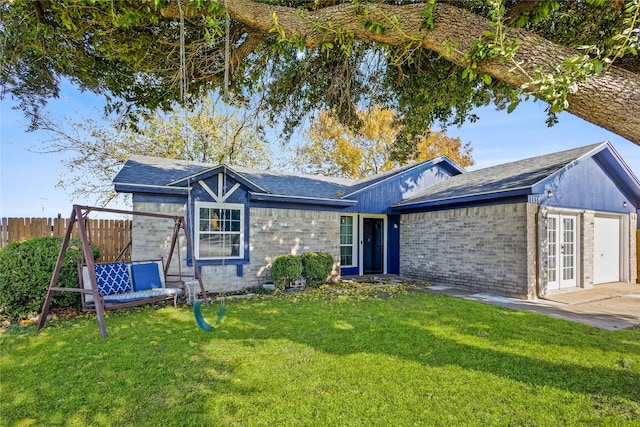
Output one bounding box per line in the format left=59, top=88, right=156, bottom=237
left=343, top=165, right=456, bottom=213
left=341, top=267, right=359, bottom=276
left=387, top=215, right=400, bottom=274
left=535, top=156, right=637, bottom=214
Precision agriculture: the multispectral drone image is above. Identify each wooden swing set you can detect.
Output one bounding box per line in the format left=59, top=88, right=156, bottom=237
left=37, top=204, right=209, bottom=338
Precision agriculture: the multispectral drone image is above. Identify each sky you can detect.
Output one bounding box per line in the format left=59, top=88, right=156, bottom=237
left=1, top=80, right=639, bottom=218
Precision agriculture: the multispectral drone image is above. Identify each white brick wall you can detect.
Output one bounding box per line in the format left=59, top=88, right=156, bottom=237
left=132, top=202, right=340, bottom=293
left=400, top=203, right=537, bottom=299
left=132, top=202, right=187, bottom=279
left=247, top=207, right=340, bottom=287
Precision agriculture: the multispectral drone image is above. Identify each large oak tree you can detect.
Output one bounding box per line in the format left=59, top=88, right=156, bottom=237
left=1, top=0, right=639, bottom=157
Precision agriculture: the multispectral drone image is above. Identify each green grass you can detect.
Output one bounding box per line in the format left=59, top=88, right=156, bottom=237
left=2, top=289, right=639, bottom=426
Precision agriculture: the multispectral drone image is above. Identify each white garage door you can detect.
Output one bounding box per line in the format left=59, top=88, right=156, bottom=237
left=594, top=216, right=620, bottom=284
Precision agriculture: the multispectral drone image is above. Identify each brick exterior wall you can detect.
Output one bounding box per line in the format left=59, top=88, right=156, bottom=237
left=400, top=202, right=537, bottom=299
left=246, top=207, right=340, bottom=288
left=131, top=202, right=187, bottom=280
left=580, top=210, right=595, bottom=289
left=132, top=202, right=340, bottom=293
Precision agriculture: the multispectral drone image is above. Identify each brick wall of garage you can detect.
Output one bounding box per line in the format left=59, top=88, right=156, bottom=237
left=400, top=202, right=538, bottom=299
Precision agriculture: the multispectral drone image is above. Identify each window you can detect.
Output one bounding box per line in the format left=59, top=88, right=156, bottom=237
left=340, top=215, right=355, bottom=267
left=195, top=202, right=244, bottom=259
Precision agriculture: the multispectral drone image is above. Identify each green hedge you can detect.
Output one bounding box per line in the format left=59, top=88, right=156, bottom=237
left=0, top=237, right=101, bottom=322
left=271, top=255, right=303, bottom=290
left=301, top=252, right=334, bottom=287
left=271, top=252, right=334, bottom=289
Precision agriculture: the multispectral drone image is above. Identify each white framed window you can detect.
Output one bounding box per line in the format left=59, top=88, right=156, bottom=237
left=195, top=201, right=244, bottom=259
left=340, top=215, right=356, bottom=267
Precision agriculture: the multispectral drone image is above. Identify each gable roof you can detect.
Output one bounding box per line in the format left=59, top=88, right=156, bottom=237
left=114, top=155, right=459, bottom=203
left=391, top=142, right=611, bottom=209
left=113, top=155, right=357, bottom=200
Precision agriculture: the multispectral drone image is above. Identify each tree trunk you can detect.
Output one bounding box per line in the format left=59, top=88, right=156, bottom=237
left=162, top=0, right=640, bottom=145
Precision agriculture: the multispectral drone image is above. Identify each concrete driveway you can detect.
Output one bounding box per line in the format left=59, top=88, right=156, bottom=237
left=421, top=282, right=640, bottom=330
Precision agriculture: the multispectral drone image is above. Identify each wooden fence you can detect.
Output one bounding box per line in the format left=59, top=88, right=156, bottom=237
left=1, top=217, right=132, bottom=262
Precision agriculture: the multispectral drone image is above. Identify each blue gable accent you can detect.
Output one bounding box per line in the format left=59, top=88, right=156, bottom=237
left=187, top=173, right=251, bottom=267
left=534, top=154, right=638, bottom=214
left=343, top=159, right=461, bottom=213
left=171, top=165, right=267, bottom=193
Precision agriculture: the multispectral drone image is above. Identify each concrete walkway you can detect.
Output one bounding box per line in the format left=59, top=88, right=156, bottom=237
left=420, top=282, right=640, bottom=330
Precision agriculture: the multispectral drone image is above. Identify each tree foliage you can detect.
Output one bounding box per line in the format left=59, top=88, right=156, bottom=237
left=35, top=96, right=273, bottom=206
left=1, top=0, right=639, bottom=149
left=0, top=237, right=101, bottom=323
left=296, top=107, right=473, bottom=179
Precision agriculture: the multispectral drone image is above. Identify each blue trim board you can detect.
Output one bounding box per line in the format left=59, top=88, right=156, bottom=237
left=386, top=215, right=400, bottom=275
left=115, top=183, right=189, bottom=196
left=340, top=266, right=359, bottom=276
left=249, top=193, right=357, bottom=209
left=132, top=193, right=187, bottom=204
left=390, top=189, right=531, bottom=212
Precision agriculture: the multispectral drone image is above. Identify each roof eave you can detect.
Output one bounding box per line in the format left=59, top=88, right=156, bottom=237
left=390, top=187, right=532, bottom=211
left=114, top=182, right=190, bottom=195
left=249, top=192, right=357, bottom=207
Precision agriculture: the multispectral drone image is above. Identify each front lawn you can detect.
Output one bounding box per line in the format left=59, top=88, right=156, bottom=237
left=1, top=289, right=639, bottom=426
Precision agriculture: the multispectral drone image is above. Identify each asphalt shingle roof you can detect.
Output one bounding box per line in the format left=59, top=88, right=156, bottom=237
left=114, top=155, right=357, bottom=199
left=115, top=154, right=463, bottom=201
left=392, top=143, right=603, bottom=207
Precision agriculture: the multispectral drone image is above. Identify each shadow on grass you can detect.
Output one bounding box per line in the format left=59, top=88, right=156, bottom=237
left=4, top=292, right=639, bottom=426
left=205, top=293, right=640, bottom=403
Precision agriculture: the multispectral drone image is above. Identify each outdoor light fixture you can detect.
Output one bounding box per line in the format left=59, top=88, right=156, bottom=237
left=547, top=190, right=553, bottom=198
left=623, top=201, right=628, bottom=208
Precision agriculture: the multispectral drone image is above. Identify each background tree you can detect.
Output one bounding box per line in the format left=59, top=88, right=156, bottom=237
left=36, top=97, right=273, bottom=206
left=2, top=0, right=639, bottom=154
left=295, top=107, right=473, bottom=179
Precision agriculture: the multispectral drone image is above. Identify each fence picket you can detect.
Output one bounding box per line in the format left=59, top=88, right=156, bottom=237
left=1, top=217, right=132, bottom=262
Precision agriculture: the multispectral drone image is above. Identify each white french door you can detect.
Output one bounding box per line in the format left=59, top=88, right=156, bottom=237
left=547, top=214, right=578, bottom=290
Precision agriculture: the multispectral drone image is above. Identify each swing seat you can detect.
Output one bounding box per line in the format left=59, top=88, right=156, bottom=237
left=194, top=300, right=225, bottom=331
left=79, top=259, right=184, bottom=311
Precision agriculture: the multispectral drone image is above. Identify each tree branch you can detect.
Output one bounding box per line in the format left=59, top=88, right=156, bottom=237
left=161, top=0, right=640, bottom=145
left=505, top=0, right=541, bottom=25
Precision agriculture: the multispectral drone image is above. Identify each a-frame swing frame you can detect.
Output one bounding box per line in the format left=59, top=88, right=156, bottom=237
left=37, top=204, right=209, bottom=338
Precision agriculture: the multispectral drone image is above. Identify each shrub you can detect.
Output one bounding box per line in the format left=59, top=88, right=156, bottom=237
left=0, top=236, right=101, bottom=322
left=270, top=255, right=303, bottom=290
left=301, top=252, right=334, bottom=287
